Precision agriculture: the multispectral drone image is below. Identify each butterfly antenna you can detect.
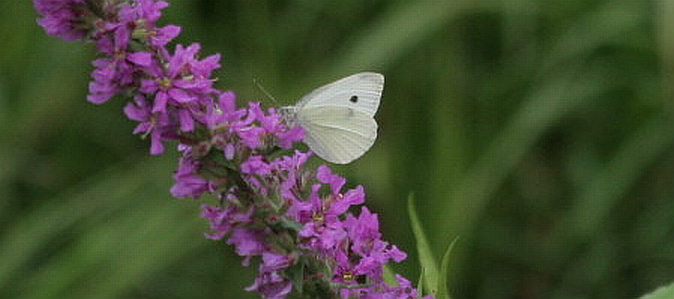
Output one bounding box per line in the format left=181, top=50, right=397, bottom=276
left=253, top=78, right=278, bottom=105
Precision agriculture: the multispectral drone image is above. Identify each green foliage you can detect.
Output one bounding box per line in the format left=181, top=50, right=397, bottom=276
left=640, top=280, right=674, bottom=299
left=4, top=0, right=674, bottom=298
left=408, top=193, right=441, bottom=297
left=417, top=267, right=425, bottom=299
left=408, top=194, right=458, bottom=299
left=437, top=237, right=458, bottom=299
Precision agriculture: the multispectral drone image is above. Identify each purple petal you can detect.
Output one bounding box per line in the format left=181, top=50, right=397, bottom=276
left=127, top=51, right=153, bottom=66
left=224, top=143, right=235, bottom=160
left=149, top=129, right=165, bottom=155
left=140, top=78, right=159, bottom=94
left=152, top=25, right=181, bottom=46
left=241, top=155, right=272, bottom=176
left=219, top=91, right=236, bottom=112
left=179, top=108, right=194, bottom=132
left=387, top=245, right=407, bottom=263
left=123, top=101, right=149, bottom=122
left=168, top=87, right=193, bottom=103
left=316, top=165, right=346, bottom=196
left=152, top=91, right=168, bottom=113
left=277, top=126, right=304, bottom=149
left=113, top=26, right=130, bottom=50
left=331, top=185, right=365, bottom=215
left=261, top=252, right=291, bottom=272
left=87, top=92, right=113, bottom=104
left=132, top=123, right=151, bottom=135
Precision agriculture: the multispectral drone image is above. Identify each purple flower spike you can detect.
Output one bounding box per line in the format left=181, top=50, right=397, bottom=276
left=35, top=1, right=433, bottom=298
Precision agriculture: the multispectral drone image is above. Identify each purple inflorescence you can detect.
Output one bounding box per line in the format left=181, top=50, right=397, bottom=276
left=34, top=1, right=432, bottom=298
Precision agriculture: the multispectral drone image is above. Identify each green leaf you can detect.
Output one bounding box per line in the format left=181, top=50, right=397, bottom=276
left=287, top=258, right=306, bottom=294
left=417, top=267, right=425, bottom=299
left=382, top=265, right=397, bottom=286
left=407, top=193, right=439, bottom=296
left=640, top=281, right=674, bottom=299
left=436, top=237, right=459, bottom=299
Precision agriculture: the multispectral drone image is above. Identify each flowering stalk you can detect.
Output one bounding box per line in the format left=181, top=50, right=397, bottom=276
left=34, top=1, right=433, bottom=298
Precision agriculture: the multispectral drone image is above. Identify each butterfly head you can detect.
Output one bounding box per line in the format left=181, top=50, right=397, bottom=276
left=277, top=106, right=300, bottom=127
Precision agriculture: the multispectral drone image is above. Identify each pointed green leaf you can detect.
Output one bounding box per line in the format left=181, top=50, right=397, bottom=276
left=436, top=237, right=459, bottom=299
left=417, top=267, right=425, bottom=299
left=408, top=193, right=439, bottom=295
left=640, top=280, right=674, bottom=299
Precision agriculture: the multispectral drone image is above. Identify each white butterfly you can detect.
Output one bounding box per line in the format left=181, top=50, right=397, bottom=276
left=279, top=72, right=384, bottom=164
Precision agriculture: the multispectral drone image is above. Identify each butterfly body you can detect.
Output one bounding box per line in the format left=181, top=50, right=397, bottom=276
left=280, top=72, right=384, bottom=164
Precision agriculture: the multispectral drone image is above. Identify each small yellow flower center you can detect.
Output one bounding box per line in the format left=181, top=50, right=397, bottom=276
left=114, top=50, right=126, bottom=61
left=159, top=77, right=172, bottom=90
left=312, top=211, right=324, bottom=223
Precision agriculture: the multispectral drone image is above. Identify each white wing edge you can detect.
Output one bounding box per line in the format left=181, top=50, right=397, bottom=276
left=296, top=72, right=384, bottom=110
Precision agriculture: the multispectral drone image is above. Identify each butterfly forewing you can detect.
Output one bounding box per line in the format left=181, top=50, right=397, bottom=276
left=297, top=72, right=383, bottom=117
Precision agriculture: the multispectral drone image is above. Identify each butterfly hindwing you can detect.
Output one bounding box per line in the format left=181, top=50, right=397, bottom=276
left=297, top=106, right=378, bottom=164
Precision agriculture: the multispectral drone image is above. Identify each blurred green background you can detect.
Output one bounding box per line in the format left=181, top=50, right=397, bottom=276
left=2, top=0, right=674, bottom=298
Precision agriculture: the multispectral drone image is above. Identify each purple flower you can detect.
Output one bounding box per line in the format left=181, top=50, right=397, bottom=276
left=200, top=199, right=254, bottom=240
left=241, top=155, right=272, bottom=176
left=346, top=207, right=407, bottom=263
left=122, top=0, right=169, bottom=24
left=227, top=227, right=266, bottom=267
left=316, top=165, right=346, bottom=197
left=329, top=206, right=412, bottom=298
left=295, top=184, right=346, bottom=252
left=245, top=270, right=293, bottom=299
left=138, top=45, right=191, bottom=110
left=261, top=252, right=294, bottom=273
left=295, top=168, right=364, bottom=225
left=237, top=126, right=267, bottom=150
left=117, top=0, right=181, bottom=46
left=207, top=91, right=244, bottom=126
left=200, top=205, right=231, bottom=240
left=276, top=125, right=304, bottom=149
left=137, top=43, right=220, bottom=134
left=88, top=26, right=153, bottom=104
left=34, top=0, right=90, bottom=41
left=123, top=95, right=175, bottom=155
left=170, top=153, right=216, bottom=198
left=235, top=102, right=270, bottom=149
left=148, top=24, right=181, bottom=47
left=275, top=150, right=312, bottom=202
left=234, top=103, right=304, bottom=150
left=241, top=155, right=273, bottom=195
